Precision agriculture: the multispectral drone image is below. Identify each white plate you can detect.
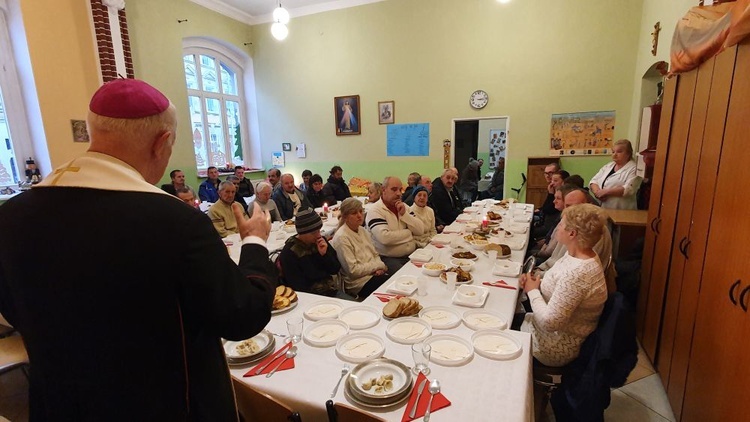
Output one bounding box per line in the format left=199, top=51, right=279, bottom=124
left=339, top=306, right=380, bottom=330
left=386, top=275, right=418, bottom=295
left=484, top=250, right=512, bottom=260
left=472, top=329, right=522, bottom=360
left=450, top=250, right=479, bottom=261
left=347, top=358, right=412, bottom=400
left=304, top=300, right=344, bottom=321
left=223, top=330, right=274, bottom=360
left=452, top=285, right=489, bottom=308
left=455, top=214, right=473, bottom=222
left=492, top=260, right=521, bottom=277
left=424, top=334, right=474, bottom=366
left=335, top=333, right=386, bottom=363
left=506, top=223, right=529, bottom=234
left=430, top=234, right=452, bottom=245
left=439, top=271, right=473, bottom=285
left=303, top=319, right=350, bottom=347
left=462, top=310, right=508, bottom=331
left=418, top=306, right=462, bottom=329
left=271, top=299, right=299, bottom=315
left=385, top=317, right=432, bottom=344
left=503, top=237, right=527, bottom=250
left=408, top=249, right=433, bottom=263
left=463, top=206, right=480, bottom=213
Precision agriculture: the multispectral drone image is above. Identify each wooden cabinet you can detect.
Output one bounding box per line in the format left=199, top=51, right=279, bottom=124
left=525, top=157, right=560, bottom=208
left=637, top=40, right=750, bottom=420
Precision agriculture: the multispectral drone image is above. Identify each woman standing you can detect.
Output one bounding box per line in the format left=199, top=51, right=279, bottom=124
left=589, top=139, right=642, bottom=209
left=409, top=186, right=437, bottom=247
left=517, top=204, right=608, bottom=367
left=331, top=198, right=390, bottom=299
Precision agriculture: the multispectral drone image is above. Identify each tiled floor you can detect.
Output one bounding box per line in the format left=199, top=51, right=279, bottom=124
left=1, top=343, right=675, bottom=422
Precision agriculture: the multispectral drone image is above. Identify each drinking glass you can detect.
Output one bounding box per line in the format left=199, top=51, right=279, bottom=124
left=411, top=342, right=431, bottom=375
left=417, top=276, right=429, bottom=296
left=446, top=272, right=457, bottom=291
left=287, top=317, right=304, bottom=344
left=487, top=250, right=498, bottom=261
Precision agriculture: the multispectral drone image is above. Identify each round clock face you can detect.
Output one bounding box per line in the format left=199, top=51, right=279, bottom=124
left=470, top=90, right=489, bottom=109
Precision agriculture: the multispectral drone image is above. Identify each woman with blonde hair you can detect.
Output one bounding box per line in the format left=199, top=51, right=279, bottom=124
left=331, top=198, right=389, bottom=299
left=409, top=186, right=437, bottom=247
left=517, top=203, right=608, bottom=367
left=589, top=139, right=642, bottom=209
left=366, top=182, right=382, bottom=204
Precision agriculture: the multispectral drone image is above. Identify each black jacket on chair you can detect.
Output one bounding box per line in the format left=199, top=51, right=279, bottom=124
left=550, top=292, right=638, bottom=422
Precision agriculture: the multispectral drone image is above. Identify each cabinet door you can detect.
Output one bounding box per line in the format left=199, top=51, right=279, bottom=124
left=637, top=76, right=677, bottom=343
left=682, top=41, right=750, bottom=421
left=659, top=46, right=736, bottom=420
left=639, top=69, right=698, bottom=361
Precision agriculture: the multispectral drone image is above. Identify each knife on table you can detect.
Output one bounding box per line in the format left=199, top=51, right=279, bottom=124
left=253, top=341, right=292, bottom=375
left=409, top=378, right=429, bottom=418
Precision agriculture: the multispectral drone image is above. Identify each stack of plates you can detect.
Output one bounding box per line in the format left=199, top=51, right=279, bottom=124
left=223, top=330, right=276, bottom=366
left=344, top=358, right=414, bottom=408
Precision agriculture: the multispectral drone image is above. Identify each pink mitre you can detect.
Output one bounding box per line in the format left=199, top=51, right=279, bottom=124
left=89, top=78, right=169, bottom=119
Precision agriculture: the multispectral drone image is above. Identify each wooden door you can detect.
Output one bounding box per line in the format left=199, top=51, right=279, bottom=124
left=637, top=77, right=677, bottom=343
left=658, top=46, right=737, bottom=420
left=682, top=41, right=750, bottom=421
left=639, top=70, right=699, bottom=362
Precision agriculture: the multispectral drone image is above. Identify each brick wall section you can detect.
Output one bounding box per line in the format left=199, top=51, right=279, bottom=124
left=90, top=1, right=134, bottom=82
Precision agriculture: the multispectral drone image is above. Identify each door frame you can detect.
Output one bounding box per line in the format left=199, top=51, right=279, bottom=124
left=450, top=115, right=510, bottom=168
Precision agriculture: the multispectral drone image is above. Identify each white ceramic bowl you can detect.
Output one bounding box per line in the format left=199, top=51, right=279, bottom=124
left=469, top=239, right=489, bottom=251
left=422, top=262, right=447, bottom=277
left=456, top=285, right=485, bottom=304
left=395, top=275, right=418, bottom=292
left=450, top=259, right=475, bottom=272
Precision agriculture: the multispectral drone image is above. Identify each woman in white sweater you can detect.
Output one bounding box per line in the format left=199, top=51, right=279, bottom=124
left=331, top=198, right=390, bottom=299
left=518, top=203, right=608, bottom=367
left=409, top=186, right=437, bottom=247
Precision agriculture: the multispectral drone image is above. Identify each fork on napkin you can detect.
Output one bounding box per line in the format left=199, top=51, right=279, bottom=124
left=243, top=341, right=295, bottom=377
left=401, top=373, right=451, bottom=422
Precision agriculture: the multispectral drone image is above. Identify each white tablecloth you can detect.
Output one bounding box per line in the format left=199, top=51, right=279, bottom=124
left=229, top=201, right=535, bottom=422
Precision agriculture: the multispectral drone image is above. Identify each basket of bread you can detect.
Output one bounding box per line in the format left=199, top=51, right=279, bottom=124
left=382, top=297, right=423, bottom=319
left=273, top=285, right=298, bottom=313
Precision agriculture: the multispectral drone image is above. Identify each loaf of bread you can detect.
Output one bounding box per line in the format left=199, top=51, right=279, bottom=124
left=272, top=285, right=298, bottom=310
left=383, top=297, right=422, bottom=318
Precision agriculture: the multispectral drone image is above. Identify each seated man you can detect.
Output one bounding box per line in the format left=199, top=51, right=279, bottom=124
left=429, top=168, right=462, bottom=227
left=272, top=173, right=313, bottom=221
left=233, top=166, right=255, bottom=198
left=248, top=182, right=281, bottom=222
left=306, top=174, right=327, bottom=208
left=401, top=172, right=421, bottom=202
left=226, top=175, right=248, bottom=212
left=366, top=176, right=424, bottom=274
left=532, top=169, right=569, bottom=240
left=208, top=181, right=248, bottom=237
left=321, top=165, right=352, bottom=205
left=267, top=168, right=281, bottom=191
left=279, top=209, right=341, bottom=296
left=479, top=157, right=505, bottom=200
left=198, top=166, right=221, bottom=203
left=175, top=186, right=200, bottom=209
left=537, top=188, right=616, bottom=293
left=403, top=175, right=432, bottom=206
left=161, top=169, right=196, bottom=198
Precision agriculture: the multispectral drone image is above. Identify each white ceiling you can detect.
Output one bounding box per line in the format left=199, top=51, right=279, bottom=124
left=189, top=0, right=386, bottom=25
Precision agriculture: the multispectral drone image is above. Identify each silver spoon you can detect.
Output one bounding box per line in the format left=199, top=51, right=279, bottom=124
left=266, top=346, right=297, bottom=378
left=423, top=379, right=440, bottom=422
left=330, top=365, right=350, bottom=398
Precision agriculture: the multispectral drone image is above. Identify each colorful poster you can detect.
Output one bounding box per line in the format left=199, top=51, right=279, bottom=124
left=549, top=111, right=615, bottom=156
left=488, top=129, right=507, bottom=170
left=387, top=123, right=429, bottom=156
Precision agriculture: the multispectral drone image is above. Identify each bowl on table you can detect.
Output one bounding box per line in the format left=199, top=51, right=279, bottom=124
left=422, top=262, right=447, bottom=277
left=450, top=259, right=475, bottom=272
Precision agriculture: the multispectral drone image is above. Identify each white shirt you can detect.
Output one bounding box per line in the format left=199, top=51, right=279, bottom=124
left=589, top=160, right=642, bottom=210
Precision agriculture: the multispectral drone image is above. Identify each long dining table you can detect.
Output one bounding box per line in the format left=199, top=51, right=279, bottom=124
left=228, top=200, right=536, bottom=422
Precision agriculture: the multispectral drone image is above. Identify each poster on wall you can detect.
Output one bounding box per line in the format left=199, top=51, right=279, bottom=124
left=386, top=123, right=429, bottom=156
left=272, top=151, right=285, bottom=167
left=549, top=110, right=615, bottom=156
left=488, top=129, right=507, bottom=170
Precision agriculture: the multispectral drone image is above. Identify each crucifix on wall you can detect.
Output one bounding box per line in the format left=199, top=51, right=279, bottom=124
left=651, top=21, right=661, bottom=56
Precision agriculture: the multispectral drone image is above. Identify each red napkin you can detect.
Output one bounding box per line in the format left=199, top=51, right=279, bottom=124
left=412, top=262, right=424, bottom=268
left=400, top=373, right=451, bottom=422
left=243, top=342, right=295, bottom=377
left=432, top=244, right=445, bottom=248
left=482, top=279, right=517, bottom=290
left=373, top=293, right=403, bottom=303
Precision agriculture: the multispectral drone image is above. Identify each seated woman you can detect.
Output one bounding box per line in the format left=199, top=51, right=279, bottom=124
left=516, top=203, right=608, bottom=367
left=409, top=186, right=437, bottom=247
left=366, top=182, right=382, bottom=204
left=331, top=198, right=390, bottom=300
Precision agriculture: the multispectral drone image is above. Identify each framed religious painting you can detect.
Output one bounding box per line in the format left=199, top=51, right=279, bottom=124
left=378, top=100, right=395, bottom=124
left=334, top=95, right=361, bottom=135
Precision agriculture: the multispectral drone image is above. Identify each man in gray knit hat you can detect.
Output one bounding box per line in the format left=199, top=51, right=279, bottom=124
left=278, top=209, right=341, bottom=296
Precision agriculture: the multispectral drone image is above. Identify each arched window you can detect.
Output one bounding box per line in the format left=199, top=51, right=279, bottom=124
left=183, top=48, right=248, bottom=172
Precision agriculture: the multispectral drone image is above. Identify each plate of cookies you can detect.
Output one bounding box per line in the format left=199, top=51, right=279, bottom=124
left=272, top=285, right=299, bottom=314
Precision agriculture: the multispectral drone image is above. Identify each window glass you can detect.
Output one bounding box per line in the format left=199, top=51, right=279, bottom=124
left=205, top=98, right=226, bottom=167
left=183, top=54, right=199, bottom=90
left=188, top=96, right=209, bottom=169
left=220, top=63, right=237, bottom=96
left=225, top=100, right=242, bottom=161
left=0, top=88, right=19, bottom=185
left=200, top=55, right=219, bottom=93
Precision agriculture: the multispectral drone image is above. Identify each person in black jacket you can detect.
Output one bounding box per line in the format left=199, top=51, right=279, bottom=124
left=322, top=165, right=351, bottom=205
left=306, top=174, right=327, bottom=208
left=429, top=167, right=463, bottom=228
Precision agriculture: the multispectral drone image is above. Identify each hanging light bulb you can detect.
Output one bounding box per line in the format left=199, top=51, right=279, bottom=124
left=273, top=4, right=290, bottom=25
left=497, top=0, right=512, bottom=3
left=271, top=22, right=289, bottom=41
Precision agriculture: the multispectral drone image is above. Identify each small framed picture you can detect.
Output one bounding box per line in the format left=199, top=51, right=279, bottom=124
left=378, top=101, right=395, bottom=125
left=71, top=119, right=89, bottom=142
left=334, top=95, right=361, bottom=135
left=282, top=143, right=292, bottom=151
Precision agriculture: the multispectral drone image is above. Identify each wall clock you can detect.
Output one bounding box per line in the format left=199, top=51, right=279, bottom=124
left=470, top=90, right=489, bottom=109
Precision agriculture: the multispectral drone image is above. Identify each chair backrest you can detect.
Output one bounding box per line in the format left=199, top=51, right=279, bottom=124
left=0, top=334, right=29, bottom=375
left=325, top=400, right=385, bottom=422
left=232, top=376, right=301, bottom=422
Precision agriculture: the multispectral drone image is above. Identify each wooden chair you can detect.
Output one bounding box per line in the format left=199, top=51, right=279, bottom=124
left=325, top=400, right=385, bottom=422
left=0, top=334, right=29, bottom=379
left=232, top=376, right=301, bottom=422
left=0, top=324, right=15, bottom=339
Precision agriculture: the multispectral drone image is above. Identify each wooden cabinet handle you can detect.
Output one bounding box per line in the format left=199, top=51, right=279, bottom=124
left=655, top=217, right=662, bottom=235
left=730, top=279, right=741, bottom=305
left=683, top=239, right=691, bottom=259
left=741, top=285, right=750, bottom=312
left=678, top=237, right=688, bottom=257
left=650, top=217, right=658, bottom=233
